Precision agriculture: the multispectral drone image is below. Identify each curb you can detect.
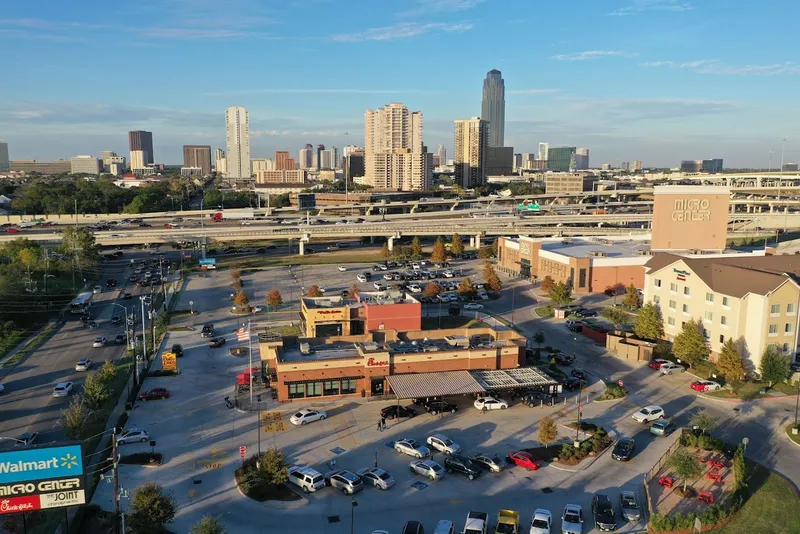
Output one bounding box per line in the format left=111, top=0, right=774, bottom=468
left=697, top=393, right=745, bottom=404
left=233, top=474, right=308, bottom=509
left=783, top=424, right=800, bottom=450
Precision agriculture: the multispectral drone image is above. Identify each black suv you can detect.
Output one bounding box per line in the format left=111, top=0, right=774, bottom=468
left=443, top=455, right=482, bottom=480
left=380, top=405, right=417, bottom=419
left=562, top=377, right=586, bottom=391
left=171, top=344, right=184, bottom=358
left=612, top=437, right=635, bottom=461
left=201, top=324, right=214, bottom=338
left=592, top=494, right=617, bottom=531
left=554, top=353, right=575, bottom=365
left=423, top=400, right=458, bottom=415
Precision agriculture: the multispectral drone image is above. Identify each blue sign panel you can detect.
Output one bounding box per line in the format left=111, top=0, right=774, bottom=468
left=0, top=445, right=84, bottom=484
left=199, top=258, right=216, bottom=267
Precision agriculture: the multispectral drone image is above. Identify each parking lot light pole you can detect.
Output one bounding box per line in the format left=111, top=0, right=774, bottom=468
left=572, top=336, right=577, bottom=360
left=257, top=394, right=262, bottom=457
left=575, top=383, right=583, bottom=449
left=350, top=498, right=358, bottom=534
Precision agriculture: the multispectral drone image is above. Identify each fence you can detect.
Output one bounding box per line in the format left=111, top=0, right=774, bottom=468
left=581, top=325, right=607, bottom=345
left=642, top=433, right=683, bottom=525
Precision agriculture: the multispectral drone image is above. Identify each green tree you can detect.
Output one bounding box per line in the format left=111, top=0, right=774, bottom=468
left=190, top=516, right=227, bottom=534
left=485, top=273, right=503, bottom=291
left=423, top=282, right=442, bottom=298
left=233, top=290, right=250, bottom=311
left=538, top=416, right=559, bottom=448
left=667, top=448, right=704, bottom=492
left=61, top=397, right=89, bottom=440
left=266, top=290, right=283, bottom=309
left=533, top=330, right=545, bottom=348
left=717, top=338, right=746, bottom=382
left=457, top=277, right=477, bottom=297
left=600, top=306, right=630, bottom=328
left=306, top=285, right=323, bottom=298
left=82, top=372, right=109, bottom=410
left=672, top=320, right=708, bottom=368
left=60, top=226, right=99, bottom=270
left=540, top=275, right=555, bottom=294
left=691, top=411, right=716, bottom=434
left=380, top=242, right=390, bottom=260
left=623, top=283, right=642, bottom=309
left=431, top=238, right=447, bottom=263
left=128, top=482, right=178, bottom=534
left=477, top=246, right=493, bottom=259
left=634, top=302, right=665, bottom=341
left=549, top=282, right=573, bottom=308
left=450, top=233, right=464, bottom=256
left=97, top=360, right=117, bottom=384
left=410, top=237, right=423, bottom=260
left=256, top=448, right=289, bottom=486
left=759, top=345, right=791, bottom=387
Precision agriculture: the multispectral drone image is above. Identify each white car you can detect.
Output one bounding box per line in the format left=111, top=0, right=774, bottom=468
left=408, top=284, right=422, bottom=293
left=92, top=337, right=106, bottom=348
left=356, top=467, right=395, bottom=490
left=357, top=274, right=367, bottom=283
left=561, top=504, right=584, bottom=534
left=93, top=285, right=102, bottom=294
left=632, top=405, right=665, bottom=424
left=426, top=434, right=461, bottom=455
left=383, top=273, right=394, bottom=281
left=443, top=271, right=454, bottom=278
left=374, top=282, right=385, bottom=291
left=529, top=508, right=553, bottom=534
left=290, top=409, right=327, bottom=426
left=75, top=359, right=92, bottom=372
left=241, top=221, right=251, bottom=226
left=660, top=363, right=685, bottom=375
left=53, top=382, right=74, bottom=397
left=412, top=263, right=420, bottom=270
left=474, top=396, right=508, bottom=411
left=394, top=438, right=430, bottom=458
left=409, top=459, right=445, bottom=480
left=463, top=303, right=484, bottom=310
left=338, top=266, right=347, bottom=272
left=117, top=428, right=150, bottom=445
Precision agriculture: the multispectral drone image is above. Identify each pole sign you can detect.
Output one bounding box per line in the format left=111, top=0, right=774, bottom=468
left=199, top=258, right=217, bottom=270
left=239, top=446, right=246, bottom=459
left=298, top=193, right=316, bottom=211
left=618, top=380, right=624, bottom=388
left=162, top=352, right=177, bottom=372
left=0, top=443, right=85, bottom=514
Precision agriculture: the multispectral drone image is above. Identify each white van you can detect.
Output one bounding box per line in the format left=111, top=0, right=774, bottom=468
left=287, top=466, right=325, bottom=493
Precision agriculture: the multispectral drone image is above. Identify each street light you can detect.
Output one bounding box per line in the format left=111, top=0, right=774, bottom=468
left=257, top=394, right=262, bottom=457
left=350, top=498, right=359, bottom=534
left=111, top=303, right=133, bottom=350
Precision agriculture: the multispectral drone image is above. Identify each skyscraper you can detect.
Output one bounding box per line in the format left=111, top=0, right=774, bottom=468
left=183, top=145, right=212, bottom=175
left=225, top=106, right=250, bottom=179
left=437, top=144, right=447, bottom=166
left=0, top=141, right=10, bottom=172
left=481, top=69, right=505, bottom=148
left=316, top=144, right=325, bottom=171
left=275, top=151, right=291, bottom=170
left=575, top=148, right=590, bottom=170
left=547, top=147, right=577, bottom=172
left=215, top=149, right=227, bottom=174
left=364, top=102, right=430, bottom=191
left=298, top=144, right=314, bottom=170
left=538, top=142, right=549, bottom=161
left=128, top=131, right=154, bottom=169
left=454, top=117, right=489, bottom=188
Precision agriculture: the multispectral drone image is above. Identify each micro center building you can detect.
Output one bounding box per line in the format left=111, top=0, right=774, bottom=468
left=259, top=326, right=526, bottom=401
left=651, top=185, right=731, bottom=252
left=300, top=291, right=422, bottom=338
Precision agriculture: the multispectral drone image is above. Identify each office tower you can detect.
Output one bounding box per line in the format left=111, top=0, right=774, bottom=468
left=521, top=153, right=536, bottom=170
left=128, top=131, right=154, bottom=168
left=513, top=153, right=523, bottom=171
left=0, top=141, right=8, bottom=172
left=344, top=145, right=361, bottom=157
left=319, top=146, right=338, bottom=170
left=538, top=142, right=549, bottom=161
left=486, top=147, right=513, bottom=176
left=299, top=144, right=314, bottom=170
left=364, top=102, right=430, bottom=191
left=214, top=149, right=227, bottom=174
left=575, top=148, right=590, bottom=170
left=481, top=69, right=505, bottom=147
left=183, top=145, right=212, bottom=175
left=620, top=161, right=630, bottom=171
left=680, top=160, right=700, bottom=173
left=70, top=155, right=102, bottom=175
left=225, top=106, right=251, bottom=178
left=275, top=151, right=291, bottom=170
left=547, top=147, right=577, bottom=172
left=701, top=159, right=723, bottom=173
left=454, top=117, right=489, bottom=188
left=437, top=144, right=447, bottom=166
left=101, top=152, right=126, bottom=174
left=345, top=151, right=365, bottom=181
left=630, top=160, right=643, bottom=171
left=316, top=144, right=325, bottom=171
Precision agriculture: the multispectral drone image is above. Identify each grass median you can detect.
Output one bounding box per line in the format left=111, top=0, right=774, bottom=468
left=716, top=464, right=800, bottom=534
left=1, top=323, right=57, bottom=369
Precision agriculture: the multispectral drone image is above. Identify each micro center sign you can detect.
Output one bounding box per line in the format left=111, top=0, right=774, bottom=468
left=0, top=444, right=85, bottom=514
left=671, top=198, right=711, bottom=222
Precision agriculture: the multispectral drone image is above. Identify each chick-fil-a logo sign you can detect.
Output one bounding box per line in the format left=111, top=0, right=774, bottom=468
left=366, top=357, right=388, bottom=367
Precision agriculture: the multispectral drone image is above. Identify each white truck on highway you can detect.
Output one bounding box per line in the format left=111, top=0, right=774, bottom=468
left=210, top=208, right=255, bottom=221
left=463, top=511, right=489, bottom=534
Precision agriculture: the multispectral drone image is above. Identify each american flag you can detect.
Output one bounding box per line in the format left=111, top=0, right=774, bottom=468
left=236, top=326, right=250, bottom=342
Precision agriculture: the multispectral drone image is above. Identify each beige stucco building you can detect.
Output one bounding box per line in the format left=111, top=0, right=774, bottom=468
left=364, top=103, right=431, bottom=191
left=651, top=185, right=731, bottom=251
left=643, top=253, right=800, bottom=371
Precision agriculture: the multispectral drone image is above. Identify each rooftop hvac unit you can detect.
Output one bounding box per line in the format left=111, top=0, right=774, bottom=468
left=300, top=343, right=311, bottom=355
left=636, top=250, right=653, bottom=256
left=443, top=335, right=469, bottom=348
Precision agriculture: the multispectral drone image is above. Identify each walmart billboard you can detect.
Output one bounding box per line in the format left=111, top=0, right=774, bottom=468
left=0, top=445, right=83, bottom=484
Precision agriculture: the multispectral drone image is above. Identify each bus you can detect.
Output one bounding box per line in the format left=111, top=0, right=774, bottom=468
left=70, top=292, right=94, bottom=314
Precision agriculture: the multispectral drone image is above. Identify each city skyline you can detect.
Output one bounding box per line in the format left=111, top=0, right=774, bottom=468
left=1, top=0, right=800, bottom=167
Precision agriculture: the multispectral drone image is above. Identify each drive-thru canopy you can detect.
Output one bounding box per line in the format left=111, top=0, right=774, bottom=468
left=385, top=368, right=557, bottom=400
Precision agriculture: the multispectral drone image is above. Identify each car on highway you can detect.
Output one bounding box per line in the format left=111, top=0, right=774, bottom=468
left=290, top=409, right=327, bottom=425
left=409, top=459, right=445, bottom=481
left=561, top=504, right=584, bottom=534
left=612, top=438, right=635, bottom=461
left=443, top=454, right=481, bottom=480
left=338, top=266, right=347, bottom=272
left=691, top=380, right=722, bottom=392
left=474, top=396, right=508, bottom=411
left=53, top=382, right=74, bottom=397
left=506, top=451, right=541, bottom=471
left=209, top=337, right=226, bottom=348
left=529, top=508, right=553, bottom=534
left=357, top=274, right=368, bottom=283
left=463, top=303, right=484, bottom=310
left=115, top=334, right=127, bottom=345
left=356, top=467, right=395, bottom=490
left=469, top=452, right=503, bottom=473
left=75, top=359, right=92, bottom=372
left=660, top=363, right=685, bottom=375
left=632, top=405, right=665, bottom=424
left=648, top=358, right=670, bottom=370
left=138, top=388, right=170, bottom=401
left=394, top=439, right=430, bottom=458
left=92, top=337, right=106, bottom=348
left=324, top=470, right=363, bottom=495
left=619, top=491, right=641, bottom=522
left=592, top=494, right=616, bottom=531
left=426, top=434, right=461, bottom=455
left=117, top=428, right=149, bottom=445
left=381, top=405, right=417, bottom=419
left=87, top=321, right=99, bottom=329
left=201, top=324, right=215, bottom=338
left=14, top=432, right=39, bottom=447
left=650, top=419, right=677, bottom=437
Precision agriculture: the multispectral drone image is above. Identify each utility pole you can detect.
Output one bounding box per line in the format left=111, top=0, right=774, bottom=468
left=113, top=429, right=120, bottom=534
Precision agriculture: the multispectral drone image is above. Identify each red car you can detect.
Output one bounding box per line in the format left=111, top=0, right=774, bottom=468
left=138, top=388, right=170, bottom=401
left=506, top=451, right=541, bottom=471
left=6, top=228, right=19, bottom=233
left=648, top=358, right=669, bottom=370
left=691, top=380, right=721, bottom=392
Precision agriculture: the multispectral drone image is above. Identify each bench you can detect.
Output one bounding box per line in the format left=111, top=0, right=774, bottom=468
left=658, top=476, right=675, bottom=489
left=698, top=491, right=714, bottom=504
left=706, top=470, right=723, bottom=483
left=709, top=459, right=726, bottom=470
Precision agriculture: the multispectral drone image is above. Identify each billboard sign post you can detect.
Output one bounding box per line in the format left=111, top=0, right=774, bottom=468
left=162, top=352, right=177, bottom=372
left=199, top=258, right=216, bottom=271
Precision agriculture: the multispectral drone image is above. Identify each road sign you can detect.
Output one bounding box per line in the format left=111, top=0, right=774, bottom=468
left=239, top=446, right=247, bottom=459
left=298, top=193, right=316, bottom=211
left=742, top=437, right=749, bottom=446
left=199, top=258, right=216, bottom=270
left=162, top=352, right=177, bottom=372
left=618, top=380, right=624, bottom=387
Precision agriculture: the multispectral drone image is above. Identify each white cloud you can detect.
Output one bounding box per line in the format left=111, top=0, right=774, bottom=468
left=332, top=22, right=473, bottom=42
left=204, top=88, right=441, bottom=97
left=641, top=59, right=800, bottom=76
left=610, top=0, right=693, bottom=16
left=508, top=89, right=559, bottom=95
left=550, top=50, right=634, bottom=61
left=396, top=0, right=486, bottom=18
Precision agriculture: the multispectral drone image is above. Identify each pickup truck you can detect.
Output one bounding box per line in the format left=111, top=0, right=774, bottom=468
left=463, top=511, right=489, bottom=534
left=495, top=510, right=519, bottom=534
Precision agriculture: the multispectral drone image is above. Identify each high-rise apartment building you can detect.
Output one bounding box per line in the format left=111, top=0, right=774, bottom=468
left=0, top=141, right=8, bottom=172
left=275, top=151, right=291, bottom=170
left=128, top=131, right=154, bottom=168
left=214, top=149, right=227, bottom=174
left=183, top=145, right=212, bottom=175
left=316, top=144, right=325, bottom=171
left=318, top=147, right=338, bottom=170
left=620, top=161, right=630, bottom=171
left=454, top=117, right=489, bottom=188
left=437, top=144, right=447, bottom=166
left=547, top=147, right=577, bottom=172
left=251, top=158, right=275, bottom=175
left=630, top=160, right=643, bottom=171
left=537, top=143, right=549, bottom=162
left=481, top=70, right=505, bottom=147
left=364, top=103, right=430, bottom=191
left=575, top=148, right=590, bottom=170
left=70, top=155, right=102, bottom=175
left=225, top=106, right=250, bottom=178
left=513, top=153, right=523, bottom=171
left=299, top=144, right=314, bottom=170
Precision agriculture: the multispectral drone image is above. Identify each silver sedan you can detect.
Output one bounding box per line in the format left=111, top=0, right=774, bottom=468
left=394, top=439, right=430, bottom=459
left=409, top=459, right=445, bottom=481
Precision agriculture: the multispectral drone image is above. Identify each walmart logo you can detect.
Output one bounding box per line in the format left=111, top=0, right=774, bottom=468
left=60, top=453, right=78, bottom=470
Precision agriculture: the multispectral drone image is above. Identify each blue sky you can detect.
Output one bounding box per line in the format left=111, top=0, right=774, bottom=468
left=2, top=0, right=800, bottom=168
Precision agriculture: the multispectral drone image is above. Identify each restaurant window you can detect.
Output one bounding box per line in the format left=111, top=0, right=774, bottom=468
left=341, top=379, right=357, bottom=395
left=578, top=268, right=586, bottom=288
left=288, top=383, right=305, bottom=399
left=323, top=380, right=340, bottom=396
left=306, top=382, right=322, bottom=397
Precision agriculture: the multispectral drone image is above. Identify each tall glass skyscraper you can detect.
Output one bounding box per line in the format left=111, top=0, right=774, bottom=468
left=481, top=69, right=505, bottom=147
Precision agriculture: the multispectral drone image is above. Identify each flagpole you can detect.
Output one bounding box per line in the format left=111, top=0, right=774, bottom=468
left=248, top=319, right=253, bottom=405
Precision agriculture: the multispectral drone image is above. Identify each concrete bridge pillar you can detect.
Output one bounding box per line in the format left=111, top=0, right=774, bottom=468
left=387, top=236, right=395, bottom=251
left=370, top=236, right=376, bottom=244
left=298, top=241, right=305, bottom=255
left=770, top=203, right=775, bottom=214
left=450, top=202, right=459, bottom=212
left=410, top=204, right=418, bottom=214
